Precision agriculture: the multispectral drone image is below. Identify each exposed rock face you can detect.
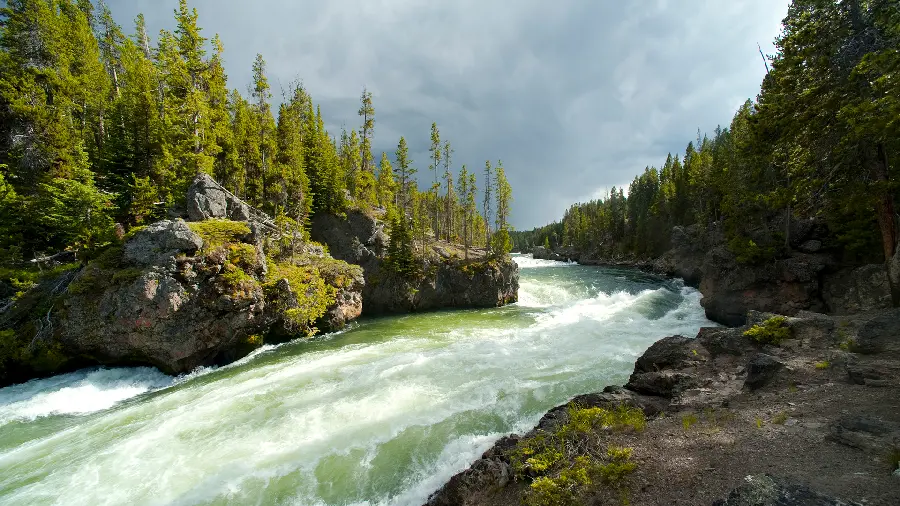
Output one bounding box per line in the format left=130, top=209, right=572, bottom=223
left=58, top=220, right=269, bottom=374
left=822, top=264, right=892, bottom=315
left=531, top=246, right=566, bottom=262
left=744, top=353, right=784, bottom=390
left=543, top=221, right=893, bottom=326
left=312, top=210, right=519, bottom=315
left=186, top=173, right=251, bottom=222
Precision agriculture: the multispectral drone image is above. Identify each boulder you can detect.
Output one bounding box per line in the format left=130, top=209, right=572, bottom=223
left=425, top=457, right=512, bottom=506
left=625, top=371, right=698, bottom=398
left=122, top=219, right=203, bottom=266
left=852, top=309, right=900, bottom=354
left=827, top=415, right=900, bottom=453
left=822, top=264, right=892, bottom=315
left=713, top=474, right=861, bottom=506
left=186, top=173, right=251, bottom=222
left=744, top=353, right=784, bottom=390
left=633, top=335, right=696, bottom=373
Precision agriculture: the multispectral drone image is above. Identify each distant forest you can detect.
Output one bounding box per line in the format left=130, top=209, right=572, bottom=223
left=0, top=0, right=515, bottom=268
left=513, top=0, right=898, bottom=285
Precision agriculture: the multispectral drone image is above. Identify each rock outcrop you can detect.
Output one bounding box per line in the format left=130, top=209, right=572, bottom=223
left=312, top=210, right=519, bottom=315
left=0, top=176, right=365, bottom=384
left=426, top=308, right=900, bottom=505
left=534, top=221, right=893, bottom=326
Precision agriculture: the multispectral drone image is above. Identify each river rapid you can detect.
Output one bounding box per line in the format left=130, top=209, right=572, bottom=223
left=0, top=255, right=714, bottom=505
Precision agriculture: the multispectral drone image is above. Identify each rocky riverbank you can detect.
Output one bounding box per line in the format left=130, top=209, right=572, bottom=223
left=0, top=174, right=519, bottom=386
left=533, top=221, right=895, bottom=326
left=426, top=308, right=900, bottom=506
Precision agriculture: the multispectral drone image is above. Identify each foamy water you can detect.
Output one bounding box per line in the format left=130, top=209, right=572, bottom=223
left=0, top=254, right=713, bottom=505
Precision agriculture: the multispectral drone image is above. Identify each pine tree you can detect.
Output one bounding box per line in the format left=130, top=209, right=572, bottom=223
left=482, top=160, right=493, bottom=248
left=394, top=136, right=415, bottom=213
left=377, top=152, right=395, bottom=212
left=358, top=88, right=375, bottom=175
left=442, top=140, right=455, bottom=242
left=428, top=122, right=442, bottom=239
left=492, top=160, right=513, bottom=255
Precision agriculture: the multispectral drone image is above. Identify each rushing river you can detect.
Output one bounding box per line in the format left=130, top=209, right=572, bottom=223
left=0, top=255, right=713, bottom=506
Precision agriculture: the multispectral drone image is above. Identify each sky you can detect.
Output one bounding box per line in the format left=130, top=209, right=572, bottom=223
left=106, top=0, right=791, bottom=230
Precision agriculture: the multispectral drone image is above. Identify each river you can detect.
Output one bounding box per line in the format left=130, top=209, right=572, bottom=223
left=0, top=254, right=713, bottom=505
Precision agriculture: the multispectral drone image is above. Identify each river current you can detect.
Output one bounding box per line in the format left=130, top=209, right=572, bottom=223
left=0, top=254, right=713, bottom=505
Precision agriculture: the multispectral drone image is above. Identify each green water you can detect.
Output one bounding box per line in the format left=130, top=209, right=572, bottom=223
left=0, top=255, right=713, bottom=505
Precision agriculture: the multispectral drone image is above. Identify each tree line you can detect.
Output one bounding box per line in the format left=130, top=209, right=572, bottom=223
left=0, top=0, right=514, bottom=271
left=513, top=0, right=899, bottom=304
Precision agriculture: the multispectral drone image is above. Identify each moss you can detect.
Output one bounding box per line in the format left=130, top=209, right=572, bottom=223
left=220, top=263, right=259, bottom=300
left=814, top=360, right=830, bottom=370
left=682, top=413, right=699, bottom=430
left=188, top=220, right=251, bottom=250
left=771, top=412, right=789, bottom=425
left=121, top=225, right=147, bottom=241
left=112, top=267, right=144, bottom=284
left=227, top=243, right=260, bottom=272
left=744, top=316, right=792, bottom=345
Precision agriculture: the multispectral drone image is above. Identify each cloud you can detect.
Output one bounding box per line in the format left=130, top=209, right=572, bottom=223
left=106, top=0, right=789, bottom=229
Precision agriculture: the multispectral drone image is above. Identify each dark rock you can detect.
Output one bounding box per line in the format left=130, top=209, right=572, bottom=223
left=626, top=371, right=698, bottom=398
left=698, top=327, right=753, bottom=357
left=122, top=219, right=203, bottom=266
left=744, top=353, right=784, bottom=390
left=827, top=415, right=900, bottom=453
left=186, top=173, right=251, bottom=222
left=425, top=457, right=512, bottom=506
left=633, top=335, right=695, bottom=373
left=532, top=245, right=566, bottom=262
left=713, top=474, right=862, bottom=506
left=853, top=309, right=900, bottom=354
left=797, top=240, right=822, bottom=253
left=822, top=264, right=892, bottom=315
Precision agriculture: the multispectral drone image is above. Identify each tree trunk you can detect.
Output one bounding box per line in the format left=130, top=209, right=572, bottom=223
left=871, top=142, right=899, bottom=306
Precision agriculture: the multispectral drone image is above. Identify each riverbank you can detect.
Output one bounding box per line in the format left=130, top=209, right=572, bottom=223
left=426, top=308, right=900, bottom=505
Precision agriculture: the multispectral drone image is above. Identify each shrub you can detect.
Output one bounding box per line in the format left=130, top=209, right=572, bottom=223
left=744, top=316, right=792, bottom=345
left=682, top=413, right=699, bottom=430
left=814, top=360, right=830, bottom=370
left=266, top=261, right=338, bottom=336
left=188, top=220, right=251, bottom=250
left=771, top=412, right=789, bottom=425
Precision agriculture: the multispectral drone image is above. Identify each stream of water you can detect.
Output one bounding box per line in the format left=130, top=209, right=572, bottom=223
left=0, top=254, right=713, bottom=505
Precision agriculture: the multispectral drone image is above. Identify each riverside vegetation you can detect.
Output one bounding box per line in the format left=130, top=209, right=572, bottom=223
left=0, top=0, right=519, bottom=386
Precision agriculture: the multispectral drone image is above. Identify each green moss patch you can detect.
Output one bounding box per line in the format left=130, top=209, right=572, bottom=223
left=188, top=220, right=251, bottom=251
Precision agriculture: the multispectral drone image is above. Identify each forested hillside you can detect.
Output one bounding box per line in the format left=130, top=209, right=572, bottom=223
left=0, top=0, right=514, bottom=272
left=513, top=0, right=898, bottom=304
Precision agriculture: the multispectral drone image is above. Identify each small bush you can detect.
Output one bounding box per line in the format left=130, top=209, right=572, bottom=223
left=771, top=412, right=789, bottom=425
left=814, top=360, right=830, bottom=370
left=682, top=413, right=699, bottom=430
left=744, top=316, right=792, bottom=345
left=755, top=418, right=764, bottom=429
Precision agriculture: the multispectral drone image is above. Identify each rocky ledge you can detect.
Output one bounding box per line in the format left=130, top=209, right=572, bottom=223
left=426, top=308, right=900, bottom=505
left=534, top=221, right=896, bottom=327
left=312, top=210, right=519, bottom=315
left=0, top=175, right=363, bottom=385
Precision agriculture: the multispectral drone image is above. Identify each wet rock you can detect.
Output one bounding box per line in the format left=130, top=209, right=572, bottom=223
left=425, top=457, right=512, bottom=506
left=713, top=474, right=862, bottom=506
left=744, top=353, right=784, bottom=390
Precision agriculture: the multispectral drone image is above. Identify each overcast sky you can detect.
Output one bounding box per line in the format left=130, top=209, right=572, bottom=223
left=106, top=0, right=790, bottom=229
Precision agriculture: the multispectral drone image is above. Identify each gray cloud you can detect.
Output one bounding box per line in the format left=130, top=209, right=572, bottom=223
left=106, top=0, right=789, bottom=229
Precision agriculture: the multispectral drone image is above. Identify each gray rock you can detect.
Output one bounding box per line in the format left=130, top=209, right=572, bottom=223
left=713, top=474, right=861, bottom=506
left=744, top=353, right=784, bottom=390
left=798, top=240, right=822, bottom=253
left=853, top=309, right=900, bottom=354
left=186, top=173, right=251, bottom=222
left=633, top=335, right=696, bottom=373
left=425, top=457, right=512, bottom=506
left=822, top=264, right=892, bottom=315
left=827, top=415, right=900, bottom=453
left=122, top=219, right=203, bottom=266
left=626, top=370, right=698, bottom=398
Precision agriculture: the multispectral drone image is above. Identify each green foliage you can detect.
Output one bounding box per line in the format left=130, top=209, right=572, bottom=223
left=771, top=412, right=789, bottom=425
left=187, top=220, right=251, bottom=250
left=266, top=261, right=337, bottom=336
left=386, top=215, right=419, bottom=278
left=510, top=404, right=644, bottom=506
left=814, top=360, right=830, bottom=370
left=682, top=413, right=699, bottom=430
left=744, top=316, right=792, bottom=345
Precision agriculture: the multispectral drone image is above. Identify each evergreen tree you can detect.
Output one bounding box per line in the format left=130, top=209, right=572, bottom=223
left=377, top=152, right=395, bottom=212
left=394, top=136, right=415, bottom=213
left=442, top=140, right=455, bottom=241
left=428, top=122, right=441, bottom=238
left=482, top=160, right=493, bottom=248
